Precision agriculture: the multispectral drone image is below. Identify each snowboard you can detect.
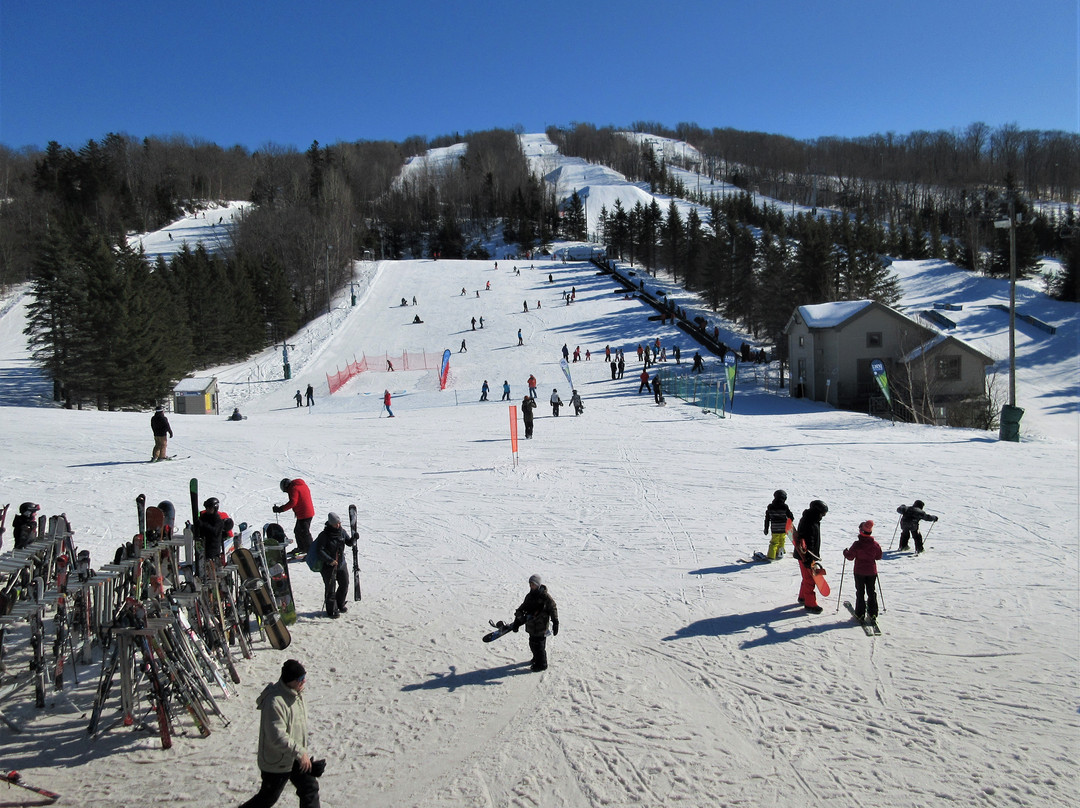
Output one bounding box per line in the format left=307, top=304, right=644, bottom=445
left=737, top=551, right=777, bottom=563
left=2, top=770, right=59, bottom=805
left=810, top=563, right=831, bottom=596
left=231, top=547, right=291, bottom=649
left=482, top=619, right=517, bottom=643
left=262, top=523, right=297, bottom=625
left=844, top=601, right=882, bottom=636
left=349, top=504, right=361, bottom=601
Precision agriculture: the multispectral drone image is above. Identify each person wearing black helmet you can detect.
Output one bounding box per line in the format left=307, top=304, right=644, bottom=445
left=763, top=490, right=795, bottom=560
left=896, top=499, right=937, bottom=554
left=12, top=502, right=40, bottom=550
left=198, top=497, right=234, bottom=575
left=795, top=499, right=829, bottom=613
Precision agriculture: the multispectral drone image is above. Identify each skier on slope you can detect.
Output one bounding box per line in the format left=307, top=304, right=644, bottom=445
left=763, top=489, right=795, bottom=560
left=795, top=499, right=829, bottom=614
left=274, top=478, right=316, bottom=557
left=509, top=574, right=559, bottom=672
left=896, top=499, right=938, bottom=554
left=150, top=405, right=173, bottom=462
left=843, top=520, right=883, bottom=622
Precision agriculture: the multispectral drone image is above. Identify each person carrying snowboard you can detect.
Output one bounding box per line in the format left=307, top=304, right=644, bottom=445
left=550, top=388, right=563, bottom=416
left=510, top=574, right=559, bottom=672
left=896, top=499, right=937, bottom=553
left=570, top=390, right=584, bottom=416
left=795, top=499, right=828, bottom=613
left=843, top=520, right=883, bottom=622
left=763, top=489, right=794, bottom=560
left=314, top=512, right=354, bottom=619
left=274, top=478, right=315, bottom=557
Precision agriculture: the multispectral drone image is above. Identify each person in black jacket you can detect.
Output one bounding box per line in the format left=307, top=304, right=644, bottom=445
left=198, top=497, right=233, bottom=577
left=315, top=513, right=355, bottom=618
left=512, top=574, right=559, bottom=672
left=795, top=500, right=828, bottom=613
left=11, top=502, right=39, bottom=550
left=521, top=395, right=536, bottom=439
left=763, top=489, right=795, bottom=559
left=896, top=499, right=938, bottom=553
left=150, top=406, right=173, bottom=462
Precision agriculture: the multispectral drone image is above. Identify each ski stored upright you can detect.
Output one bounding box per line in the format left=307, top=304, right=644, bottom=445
left=349, top=505, right=361, bottom=601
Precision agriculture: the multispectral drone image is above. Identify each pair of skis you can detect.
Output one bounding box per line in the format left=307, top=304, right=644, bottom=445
left=1, top=770, right=59, bottom=805
left=844, top=601, right=882, bottom=636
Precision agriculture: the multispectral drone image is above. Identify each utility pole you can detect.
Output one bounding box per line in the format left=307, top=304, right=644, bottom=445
left=994, top=197, right=1023, bottom=441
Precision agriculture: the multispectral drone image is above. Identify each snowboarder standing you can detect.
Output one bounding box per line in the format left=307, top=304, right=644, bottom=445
left=763, top=489, right=794, bottom=560
left=795, top=500, right=829, bottom=614
left=239, top=659, right=319, bottom=808
left=896, top=499, right=937, bottom=553
left=511, top=574, right=559, bottom=672
left=150, top=405, right=173, bottom=462
left=314, top=512, right=354, bottom=619
left=843, top=520, right=883, bottom=621
left=550, top=388, right=563, bottom=416
left=570, top=390, right=584, bottom=415
left=274, top=478, right=316, bottom=556
left=521, top=395, right=536, bottom=439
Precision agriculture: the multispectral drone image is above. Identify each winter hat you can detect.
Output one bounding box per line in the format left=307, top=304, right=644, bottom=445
left=327, top=512, right=341, bottom=526
left=914, top=499, right=925, bottom=509
left=154, top=405, right=163, bottom=412
left=528, top=574, right=542, bottom=587
left=281, top=659, right=306, bottom=683
left=859, top=520, right=874, bottom=537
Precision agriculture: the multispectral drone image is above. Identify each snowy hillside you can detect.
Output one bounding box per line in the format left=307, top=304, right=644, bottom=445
left=0, top=139, right=1077, bottom=808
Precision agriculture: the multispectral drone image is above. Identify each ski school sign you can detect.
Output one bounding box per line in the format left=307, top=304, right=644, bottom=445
left=871, top=358, right=891, bottom=405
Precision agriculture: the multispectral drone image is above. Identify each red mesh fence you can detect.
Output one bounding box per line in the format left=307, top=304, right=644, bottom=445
left=326, top=351, right=443, bottom=394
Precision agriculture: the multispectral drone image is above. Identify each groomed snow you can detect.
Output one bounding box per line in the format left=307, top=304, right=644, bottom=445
left=0, top=168, right=1077, bottom=808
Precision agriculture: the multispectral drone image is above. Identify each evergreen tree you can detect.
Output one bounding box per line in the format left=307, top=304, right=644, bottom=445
left=662, top=201, right=684, bottom=281
left=564, top=191, right=586, bottom=241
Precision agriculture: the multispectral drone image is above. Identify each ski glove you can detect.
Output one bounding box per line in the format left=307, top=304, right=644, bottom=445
left=552, top=620, right=559, bottom=636
left=931, top=515, right=939, bottom=521
left=272, top=505, right=282, bottom=513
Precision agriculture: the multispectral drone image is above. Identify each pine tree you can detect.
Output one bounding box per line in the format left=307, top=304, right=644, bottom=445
left=564, top=191, right=586, bottom=241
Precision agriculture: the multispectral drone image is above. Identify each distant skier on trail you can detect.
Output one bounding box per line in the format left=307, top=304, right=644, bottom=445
left=763, top=489, right=794, bottom=560
left=550, top=388, right=563, bottom=416
left=843, top=520, right=883, bottom=622
left=501, top=380, right=511, bottom=401
left=795, top=499, right=829, bottom=614
left=896, top=499, right=937, bottom=554
left=480, top=381, right=489, bottom=401
left=150, top=405, right=173, bottom=462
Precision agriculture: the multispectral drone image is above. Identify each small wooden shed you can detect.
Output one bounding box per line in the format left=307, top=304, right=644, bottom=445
left=172, top=376, right=219, bottom=415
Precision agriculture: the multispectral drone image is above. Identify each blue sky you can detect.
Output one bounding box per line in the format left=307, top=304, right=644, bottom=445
left=1, top=0, right=1076, bottom=151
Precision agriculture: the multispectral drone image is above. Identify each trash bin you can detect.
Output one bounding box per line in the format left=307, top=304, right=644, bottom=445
left=999, top=403, right=1024, bottom=442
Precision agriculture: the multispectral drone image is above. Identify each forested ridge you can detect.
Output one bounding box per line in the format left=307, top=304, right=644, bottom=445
left=1, top=121, right=1076, bottom=409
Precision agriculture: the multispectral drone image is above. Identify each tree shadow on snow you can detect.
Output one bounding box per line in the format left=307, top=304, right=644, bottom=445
left=663, top=603, right=848, bottom=647
left=400, top=661, right=531, bottom=693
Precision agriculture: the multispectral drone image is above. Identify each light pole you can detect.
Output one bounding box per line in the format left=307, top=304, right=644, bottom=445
left=993, top=198, right=1022, bottom=441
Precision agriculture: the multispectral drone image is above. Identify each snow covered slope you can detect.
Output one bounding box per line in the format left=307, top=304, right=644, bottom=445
left=0, top=241, right=1076, bottom=807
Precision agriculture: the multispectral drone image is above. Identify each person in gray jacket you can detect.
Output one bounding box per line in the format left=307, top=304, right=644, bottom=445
left=896, top=499, right=938, bottom=554
left=240, top=659, right=320, bottom=808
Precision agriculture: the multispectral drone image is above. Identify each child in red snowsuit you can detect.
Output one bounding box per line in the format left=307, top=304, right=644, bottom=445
left=843, top=520, right=883, bottom=621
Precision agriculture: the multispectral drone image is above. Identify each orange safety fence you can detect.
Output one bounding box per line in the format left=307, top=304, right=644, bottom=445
left=326, top=351, right=443, bottom=394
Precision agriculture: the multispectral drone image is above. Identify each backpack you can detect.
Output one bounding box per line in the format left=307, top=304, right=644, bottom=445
left=306, top=534, right=324, bottom=572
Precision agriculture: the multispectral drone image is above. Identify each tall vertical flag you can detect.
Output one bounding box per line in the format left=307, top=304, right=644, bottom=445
left=509, top=405, right=519, bottom=461
left=439, top=349, right=451, bottom=390
left=870, top=358, right=891, bottom=405
left=724, top=352, right=738, bottom=408
left=560, top=358, right=574, bottom=389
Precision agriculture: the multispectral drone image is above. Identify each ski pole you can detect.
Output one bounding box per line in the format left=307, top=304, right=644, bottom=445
left=834, top=557, right=847, bottom=613
left=889, top=513, right=901, bottom=550
left=876, top=575, right=886, bottom=613
left=922, top=519, right=937, bottom=544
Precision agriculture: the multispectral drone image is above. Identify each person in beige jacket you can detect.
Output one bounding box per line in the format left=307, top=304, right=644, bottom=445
left=240, top=659, right=320, bottom=808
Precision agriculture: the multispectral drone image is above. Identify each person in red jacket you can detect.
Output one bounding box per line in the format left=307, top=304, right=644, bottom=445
left=383, top=389, right=394, bottom=418
left=274, top=478, right=315, bottom=556
left=843, top=520, right=883, bottom=621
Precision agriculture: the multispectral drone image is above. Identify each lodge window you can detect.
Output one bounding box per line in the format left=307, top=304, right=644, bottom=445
left=866, top=332, right=883, bottom=348
left=936, top=355, right=961, bottom=381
